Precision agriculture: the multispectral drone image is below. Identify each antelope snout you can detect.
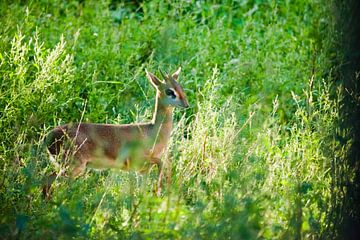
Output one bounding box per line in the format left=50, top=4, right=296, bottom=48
left=182, top=100, right=189, bottom=108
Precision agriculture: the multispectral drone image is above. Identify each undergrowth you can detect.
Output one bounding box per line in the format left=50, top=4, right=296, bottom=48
left=0, top=0, right=351, bottom=239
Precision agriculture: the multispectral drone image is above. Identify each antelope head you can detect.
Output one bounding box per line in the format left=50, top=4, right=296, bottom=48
left=145, top=67, right=189, bottom=109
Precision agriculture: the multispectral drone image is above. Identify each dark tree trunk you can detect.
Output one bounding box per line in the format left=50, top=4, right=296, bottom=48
left=337, top=0, right=360, bottom=239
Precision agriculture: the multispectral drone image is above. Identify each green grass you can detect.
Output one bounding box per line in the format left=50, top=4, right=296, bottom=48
left=0, top=0, right=350, bottom=239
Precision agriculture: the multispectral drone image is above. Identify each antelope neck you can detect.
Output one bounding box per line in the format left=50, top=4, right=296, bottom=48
left=152, top=92, right=174, bottom=126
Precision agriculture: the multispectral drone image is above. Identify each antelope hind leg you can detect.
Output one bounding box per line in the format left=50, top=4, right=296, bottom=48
left=42, top=161, right=86, bottom=200
left=42, top=172, right=58, bottom=200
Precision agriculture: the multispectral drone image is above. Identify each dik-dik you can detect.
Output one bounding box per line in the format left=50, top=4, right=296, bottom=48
left=44, top=67, right=189, bottom=197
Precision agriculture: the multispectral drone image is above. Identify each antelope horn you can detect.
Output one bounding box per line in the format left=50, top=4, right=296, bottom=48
left=159, top=68, right=168, bottom=81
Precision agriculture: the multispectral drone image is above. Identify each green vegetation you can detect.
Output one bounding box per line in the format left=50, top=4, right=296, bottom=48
left=0, top=0, right=351, bottom=239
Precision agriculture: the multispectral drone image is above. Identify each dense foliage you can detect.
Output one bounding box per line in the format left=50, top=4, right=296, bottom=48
left=0, top=0, right=351, bottom=239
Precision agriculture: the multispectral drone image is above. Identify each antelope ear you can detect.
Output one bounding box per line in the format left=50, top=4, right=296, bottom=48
left=145, top=69, right=161, bottom=88
left=172, top=67, right=181, bottom=81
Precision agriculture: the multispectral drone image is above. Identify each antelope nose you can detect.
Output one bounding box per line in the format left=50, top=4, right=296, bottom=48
left=183, top=101, right=189, bottom=108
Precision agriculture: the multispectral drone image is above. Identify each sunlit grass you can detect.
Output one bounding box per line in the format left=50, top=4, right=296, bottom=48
left=0, top=0, right=350, bottom=239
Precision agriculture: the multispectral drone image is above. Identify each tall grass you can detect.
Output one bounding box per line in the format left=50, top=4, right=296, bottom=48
left=0, top=0, right=350, bottom=239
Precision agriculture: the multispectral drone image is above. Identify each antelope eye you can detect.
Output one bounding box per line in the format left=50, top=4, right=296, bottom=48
left=165, top=89, right=176, bottom=99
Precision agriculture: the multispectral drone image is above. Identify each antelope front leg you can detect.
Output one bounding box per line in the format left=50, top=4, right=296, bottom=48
left=150, top=157, right=163, bottom=196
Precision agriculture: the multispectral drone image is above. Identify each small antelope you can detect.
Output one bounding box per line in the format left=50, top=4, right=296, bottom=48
left=44, top=67, right=189, bottom=196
